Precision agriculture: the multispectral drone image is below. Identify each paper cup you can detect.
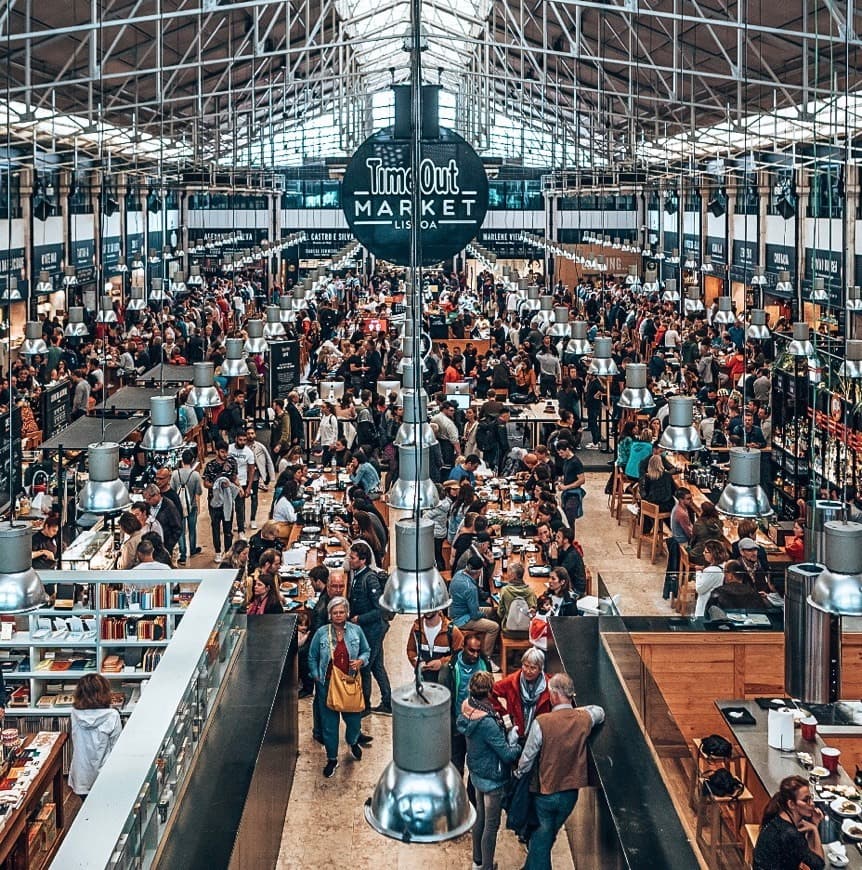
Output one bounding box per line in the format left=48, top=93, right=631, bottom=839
left=801, top=716, right=818, bottom=742
left=822, top=746, right=841, bottom=774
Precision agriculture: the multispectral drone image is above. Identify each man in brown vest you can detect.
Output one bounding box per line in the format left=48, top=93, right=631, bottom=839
left=515, top=673, right=605, bottom=869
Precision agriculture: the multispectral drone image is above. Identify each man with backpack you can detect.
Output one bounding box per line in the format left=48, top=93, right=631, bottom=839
left=347, top=541, right=392, bottom=716
left=169, top=449, right=203, bottom=564
left=498, top=563, right=538, bottom=635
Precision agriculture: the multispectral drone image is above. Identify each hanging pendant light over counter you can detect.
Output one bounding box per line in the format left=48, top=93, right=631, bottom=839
left=716, top=447, right=774, bottom=519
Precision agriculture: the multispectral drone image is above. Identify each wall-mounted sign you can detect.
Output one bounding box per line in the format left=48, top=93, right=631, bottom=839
left=804, top=247, right=843, bottom=305
left=732, top=239, right=757, bottom=268
left=706, top=236, right=726, bottom=265
left=682, top=234, right=700, bottom=255
left=33, top=243, right=64, bottom=292
left=41, top=381, right=71, bottom=441
left=0, top=247, right=25, bottom=294
left=127, top=233, right=144, bottom=256
left=0, top=408, right=22, bottom=516
left=765, top=243, right=796, bottom=280
left=478, top=230, right=541, bottom=259
left=268, top=340, right=301, bottom=400
left=281, top=229, right=355, bottom=261
left=73, top=238, right=96, bottom=283
left=341, top=127, right=489, bottom=266
left=103, top=236, right=122, bottom=271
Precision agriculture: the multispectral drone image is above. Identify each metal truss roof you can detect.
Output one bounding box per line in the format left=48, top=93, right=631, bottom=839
left=0, top=0, right=860, bottom=170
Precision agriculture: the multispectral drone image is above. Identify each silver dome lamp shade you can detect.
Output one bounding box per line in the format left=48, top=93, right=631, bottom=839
left=713, top=296, right=735, bottom=325
left=141, top=396, right=184, bottom=452
left=279, top=295, right=296, bottom=323
left=531, top=295, right=554, bottom=330
left=77, top=442, right=132, bottom=515
left=747, top=309, right=771, bottom=340
left=187, top=265, right=203, bottom=286
left=662, top=278, right=680, bottom=303
left=96, top=295, right=117, bottom=324
left=63, top=265, right=78, bottom=287
left=519, top=284, right=541, bottom=317
left=788, top=321, right=817, bottom=357
left=243, top=319, right=267, bottom=355
left=21, top=322, right=48, bottom=356
left=617, top=363, right=655, bottom=411
left=547, top=306, right=572, bottom=339
left=263, top=305, right=286, bottom=340
left=658, top=396, right=703, bottom=452
left=292, top=287, right=307, bottom=312
left=221, top=338, right=250, bottom=378
left=395, top=374, right=437, bottom=448
left=365, top=681, right=475, bottom=842
left=808, top=522, right=862, bottom=616
left=149, top=277, right=167, bottom=302
left=171, top=271, right=187, bottom=294
left=35, top=270, right=53, bottom=294
left=716, top=447, right=774, bottom=518
left=187, top=362, right=222, bottom=408
left=588, top=336, right=618, bottom=376
left=776, top=270, right=794, bottom=296
left=810, top=276, right=829, bottom=302
left=388, top=445, right=439, bottom=510
left=115, top=256, right=128, bottom=274
left=684, top=286, right=704, bottom=315
left=380, top=519, right=450, bottom=614
left=0, top=524, right=48, bottom=612
left=64, top=307, right=89, bottom=338
left=839, top=340, right=862, bottom=379
left=847, top=285, right=862, bottom=312
left=566, top=320, right=592, bottom=357
left=0, top=277, right=22, bottom=302
left=750, top=265, right=767, bottom=287
left=625, top=265, right=641, bottom=288
left=701, top=256, right=714, bottom=274
left=125, top=287, right=147, bottom=311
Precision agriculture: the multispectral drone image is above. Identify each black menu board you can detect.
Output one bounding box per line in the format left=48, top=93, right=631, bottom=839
left=0, top=408, right=23, bottom=516
left=41, top=381, right=71, bottom=440
left=269, top=340, right=300, bottom=400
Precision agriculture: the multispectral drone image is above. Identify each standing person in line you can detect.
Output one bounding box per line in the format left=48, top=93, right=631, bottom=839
left=203, top=439, right=239, bottom=563
left=228, top=430, right=256, bottom=538
left=69, top=674, right=123, bottom=799
left=515, top=673, right=605, bottom=869
left=307, top=596, right=370, bottom=778
left=245, top=425, right=275, bottom=531
left=170, top=448, right=203, bottom=565
left=458, top=671, right=522, bottom=870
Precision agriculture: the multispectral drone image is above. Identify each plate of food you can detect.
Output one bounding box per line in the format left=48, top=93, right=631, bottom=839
left=831, top=798, right=862, bottom=817
left=279, top=582, right=298, bottom=597
left=841, top=818, right=862, bottom=840
left=810, top=766, right=830, bottom=778
left=301, top=526, right=322, bottom=535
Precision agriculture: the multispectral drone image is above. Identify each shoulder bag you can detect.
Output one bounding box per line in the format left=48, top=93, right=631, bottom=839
left=326, top=628, right=364, bottom=713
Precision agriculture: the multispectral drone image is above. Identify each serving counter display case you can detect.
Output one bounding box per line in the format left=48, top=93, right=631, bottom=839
left=50, top=571, right=241, bottom=870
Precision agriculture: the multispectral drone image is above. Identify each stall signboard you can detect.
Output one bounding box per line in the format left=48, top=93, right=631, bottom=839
left=0, top=408, right=22, bottom=516
left=282, top=229, right=355, bottom=260
left=102, top=236, right=122, bottom=271
left=268, top=340, right=301, bottom=400
left=766, top=243, right=797, bottom=283
left=127, top=233, right=144, bottom=257
left=32, top=244, right=64, bottom=292
left=41, top=381, right=71, bottom=441
left=682, top=234, right=700, bottom=257
left=341, top=126, right=489, bottom=266
left=706, top=236, right=726, bottom=265
left=0, top=247, right=25, bottom=295
left=477, top=230, right=541, bottom=259
left=804, top=247, right=843, bottom=305
left=730, top=239, right=758, bottom=282
left=73, top=238, right=96, bottom=283
left=663, top=230, right=679, bottom=255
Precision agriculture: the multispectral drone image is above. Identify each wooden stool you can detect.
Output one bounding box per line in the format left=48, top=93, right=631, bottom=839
left=500, top=635, right=531, bottom=677
left=626, top=504, right=640, bottom=545
left=636, top=501, right=670, bottom=564
left=695, top=784, right=754, bottom=869
left=610, top=468, right=636, bottom=525
left=743, top=824, right=760, bottom=867
left=689, top=738, right=744, bottom=811
left=674, top=548, right=695, bottom=615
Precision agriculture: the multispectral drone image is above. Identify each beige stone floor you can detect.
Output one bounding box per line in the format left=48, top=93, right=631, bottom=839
left=187, top=465, right=670, bottom=869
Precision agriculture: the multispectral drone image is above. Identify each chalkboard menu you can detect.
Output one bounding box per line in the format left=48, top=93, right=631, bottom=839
left=41, top=381, right=71, bottom=440
left=269, top=341, right=301, bottom=400
left=0, top=408, right=23, bottom=516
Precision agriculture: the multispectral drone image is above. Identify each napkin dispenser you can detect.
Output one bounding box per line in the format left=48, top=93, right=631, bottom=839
left=768, top=707, right=796, bottom=750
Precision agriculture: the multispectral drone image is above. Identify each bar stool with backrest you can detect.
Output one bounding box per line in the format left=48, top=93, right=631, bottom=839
left=674, top=547, right=694, bottom=614
left=610, top=466, right=636, bottom=524
left=636, top=500, right=671, bottom=563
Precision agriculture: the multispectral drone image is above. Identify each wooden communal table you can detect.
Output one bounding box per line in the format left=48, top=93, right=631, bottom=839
left=0, top=732, right=68, bottom=870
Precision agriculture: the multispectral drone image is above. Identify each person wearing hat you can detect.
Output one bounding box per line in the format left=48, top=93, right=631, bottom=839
left=733, top=536, right=771, bottom=594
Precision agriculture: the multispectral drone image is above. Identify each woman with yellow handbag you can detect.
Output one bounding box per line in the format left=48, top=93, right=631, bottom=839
left=308, top=596, right=370, bottom=778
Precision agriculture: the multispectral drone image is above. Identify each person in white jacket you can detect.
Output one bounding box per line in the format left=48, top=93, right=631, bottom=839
left=69, top=674, right=122, bottom=797
left=245, top=425, right=275, bottom=530
left=694, top=540, right=729, bottom=618
left=314, top=402, right=340, bottom=465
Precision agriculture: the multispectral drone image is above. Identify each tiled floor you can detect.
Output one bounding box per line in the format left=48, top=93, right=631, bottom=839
left=187, top=462, right=673, bottom=868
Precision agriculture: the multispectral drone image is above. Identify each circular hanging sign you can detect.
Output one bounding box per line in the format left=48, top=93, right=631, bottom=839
left=341, top=126, right=489, bottom=267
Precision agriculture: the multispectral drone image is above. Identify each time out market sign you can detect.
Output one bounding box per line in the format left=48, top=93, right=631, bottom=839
left=341, top=127, right=489, bottom=266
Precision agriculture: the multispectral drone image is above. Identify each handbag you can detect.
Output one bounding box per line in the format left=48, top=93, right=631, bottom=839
left=325, top=628, right=364, bottom=713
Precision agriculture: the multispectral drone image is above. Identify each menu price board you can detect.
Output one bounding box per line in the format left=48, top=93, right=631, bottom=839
left=41, top=381, right=71, bottom=441
left=0, top=408, right=22, bottom=516
left=269, top=341, right=300, bottom=401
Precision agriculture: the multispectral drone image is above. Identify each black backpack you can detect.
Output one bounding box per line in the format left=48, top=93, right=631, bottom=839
left=476, top=418, right=498, bottom=451
left=702, top=768, right=744, bottom=799
left=700, top=734, right=732, bottom=758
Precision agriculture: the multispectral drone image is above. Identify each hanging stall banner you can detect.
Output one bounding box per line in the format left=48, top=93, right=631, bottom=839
left=32, top=243, right=64, bottom=292
left=706, top=236, right=726, bottom=265
left=0, top=247, right=25, bottom=296
left=268, top=340, right=301, bottom=401
left=0, top=408, right=22, bottom=516
left=766, top=243, right=797, bottom=281
left=282, top=229, right=354, bottom=260
left=127, top=233, right=144, bottom=257
left=342, top=127, right=489, bottom=266
left=103, top=236, right=122, bottom=272
left=73, top=238, right=96, bottom=284
left=682, top=234, right=700, bottom=258
left=41, top=381, right=71, bottom=441
left=478, top=230, right=542, bottom=259
left=804, top=248, right=843, bottom=305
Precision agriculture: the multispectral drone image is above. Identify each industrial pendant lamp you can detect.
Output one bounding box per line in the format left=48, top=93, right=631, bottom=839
left=35, top=270, right=52, bottom=293
left=847, top=286, right=862, bottom=312
left=243, top=319, right=267, bottom=354
left=0, top=278, right=22, bottom=302
left=662, top=278, right=680, bottom=303
left=96, top=295, right=117, bottom=324
left=713, top=296, right=735, bottom=325
left=776, top=270, right=794, bottom=296
left=171, top=271, right=187, bottom=295
left=839, top=340, right=862, bottom=379
left=387, top=446, right=439, bottom=510
left=750, top=266, right=767, bottom=289
left=63, top=265, right=78, bottom=287
left=567, top=320, right=592, bottom=356
left=625, top=265, right=641, bottom=288
left=187, top=265, right=203, bottom=286
left=125, top=287, right=146, bottom=311
left=263, top=305, right=286, bottom=340
left=810, top=277, right=829, bottom=303
left=532, top=296, right=554, bottom=330
left=787, top=322, right=821, bottom=383
left=0, top=524, right=48, bottom=612
left=21, top=322, right=48, bottom=356
left=77, top=442, right=132, bottom=515
left=395, top=361, right=436, bottom=447
left=379, top=519, right=450, bottom=613
left=115, top=256, right=128, bottom=274
left=221, top=338, right=250, bottom=378
left=716, top=447, right=773, bottom=518
left=684, top=286, right=704, bottom=314
left=742, top=310, right=768, bottom=341
left=141, top=396, right=184, bottom=452
left=187, top=362, right=222, bottom=408
left=64, top=306, right=89, bottom=337
left=149, top=277, right=167, bottom=302
left=587, top=336, right=618, bottom=375
left=547, top=306, right=572, bottom=341
left=617, top=363, right=655, bottom=411
left=658, top=396, right=702, bottom=452
left=809, top=522, right=862, bottom=616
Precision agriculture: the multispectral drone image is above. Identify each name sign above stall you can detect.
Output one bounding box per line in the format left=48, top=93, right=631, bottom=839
left=282, top=229, right=355, bottom=261
left=706, top=236, right=726, bottom=265
left=102, top=236, right=122, bottom=271
left=73, top=238, right=96, bottom=284
left=41, top=381, right=71, bottom=441
left=477, top=230, right=541, bottom=259
left=766, top=243, right=796, bottom=282
left=33, top=244, right=64, bottom=292
left=0, top=408, right=22, bottom=516
left=341, top=126, right=489, bottom=266
left=268, top=340, right=301, bottom=401
left=0, top=247, right=25, bottom=295
left=804, top=248, right=843, bottom=305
